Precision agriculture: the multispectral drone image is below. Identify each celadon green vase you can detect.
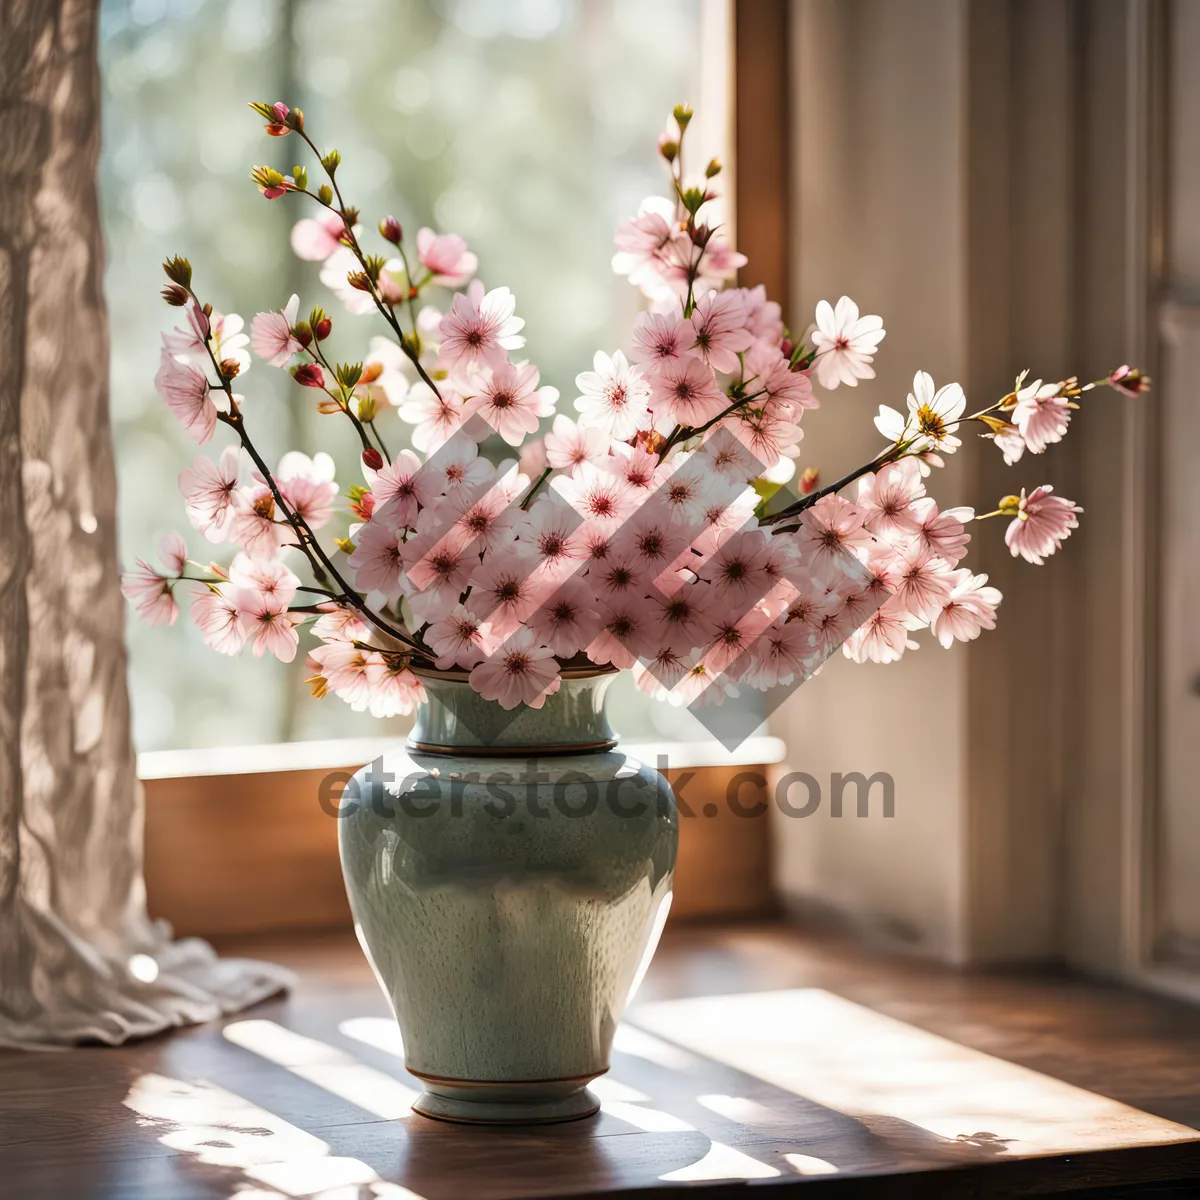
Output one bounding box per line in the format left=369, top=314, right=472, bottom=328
left=338, top=669, right=678, bottom=1125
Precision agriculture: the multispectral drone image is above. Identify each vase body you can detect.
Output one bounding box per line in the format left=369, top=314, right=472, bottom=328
left=338, top=671, right=678, bottom=1125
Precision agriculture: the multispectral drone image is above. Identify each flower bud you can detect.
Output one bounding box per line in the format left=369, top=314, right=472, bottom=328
left=321, top=149, right=342, bottom=174
left=285, top=107, right=304, bottom=132
left=359, top=361, right=383, bottom=385
left=162, top=255, right=192, bottom=287
left=292, top=320, right=313, bottom=347
left=219, top=358, right=241, bottom=380
left=292, top=363, right=325, bottom=389
left=356, top=394, right=377, bottom=423
left=705, top=157, right=722, bottom=178
left=317, top=183, right=333, bottom=205
left=161, top=282, right=189, bottom=306
left=672, top=103, right=693, bottom=129
left=361, top=447, right=384, bottom=471
left=347, top=271, right=372, bottom=292
left=316, top=397, right=343, bottom=414
left=292, top=165, right=308, bottom=191
left=799, top=466, right=820, bottom=495
left=379, top=215, right=403, bottom=244
left=334, top=536, right=355, bottom=554
left=658, top=136, right=679, bottom=163
left=314, top=316, right=332, bottom=341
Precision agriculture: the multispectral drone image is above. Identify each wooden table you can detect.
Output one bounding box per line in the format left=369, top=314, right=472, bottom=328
left=3, top=922, right=1200, bottom=1198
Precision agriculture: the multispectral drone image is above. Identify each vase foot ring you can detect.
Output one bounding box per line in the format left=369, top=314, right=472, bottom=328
left=410, top=1073, right=602, bottom=1126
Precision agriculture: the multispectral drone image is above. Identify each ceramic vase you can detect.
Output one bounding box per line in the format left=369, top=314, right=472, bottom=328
left=338, top=669, right=678, bottom=1125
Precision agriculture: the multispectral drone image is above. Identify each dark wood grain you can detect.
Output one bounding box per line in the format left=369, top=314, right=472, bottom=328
left=2, top=922, right=1199, bottom=1198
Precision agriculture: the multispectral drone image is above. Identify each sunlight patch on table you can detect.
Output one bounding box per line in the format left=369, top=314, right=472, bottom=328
left=658, top=1141, right=782, bottom=1182
left=122, top=1073, right=427, bottom=1198
left=224, top=1019, right=418, bottom=1119
left=630, top=988, right=1200, bottom=1156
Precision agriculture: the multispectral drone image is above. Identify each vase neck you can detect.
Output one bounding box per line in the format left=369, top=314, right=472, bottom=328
left=408, top=672, right=618, bottom=756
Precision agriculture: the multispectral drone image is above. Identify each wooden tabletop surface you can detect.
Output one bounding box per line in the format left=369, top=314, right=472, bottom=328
left=3, top=920, right=1200, bottom=1198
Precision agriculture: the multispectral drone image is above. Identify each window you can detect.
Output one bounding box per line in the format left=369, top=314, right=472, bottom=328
left=102, top=0, right=715, bottom=750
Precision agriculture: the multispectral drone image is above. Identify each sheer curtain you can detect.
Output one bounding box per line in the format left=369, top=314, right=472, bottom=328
left=0, top=0, right=288, bottom=1048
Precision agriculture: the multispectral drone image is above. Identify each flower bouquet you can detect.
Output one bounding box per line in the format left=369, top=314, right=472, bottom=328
left=122, top=100, right=1148, bottom=1124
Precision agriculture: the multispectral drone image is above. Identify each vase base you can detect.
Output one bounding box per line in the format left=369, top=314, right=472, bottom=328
left=410, top=1072, right=602, bottom=1126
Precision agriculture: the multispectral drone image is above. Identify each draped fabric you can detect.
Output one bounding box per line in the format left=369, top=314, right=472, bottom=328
left=0, top=0, right=290, bottom=1048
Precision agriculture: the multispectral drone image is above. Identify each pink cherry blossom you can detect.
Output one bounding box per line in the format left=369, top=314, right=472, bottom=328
left=587, top=598, right=656, bottom=669
left=368, top=660, right=426, bottom=718
left=416, top=227, right=478, bottom=287
left=438, top=284, right=525, bottom=373
left=237, top=591, right=302, bottom=662
left=588, top=547, right=645, bottom=603
left=689, top=290, right=755, bottom=374
left=909, top=497, right=974, bottom=564
left=228, top=552, right=299, bottom=609
left=634, top=645, right=692, bottom=698
left=544, top=414, right=608, bottom=474
left=884, top=543, right=955, bottom=621
left=276, top=451, right=339, bottom=529
left=699, top=530, right=770, bottom=608
left=528, top=577, right=600, bottom=657
left=611, top=197, right=675, bottom=295
left=466, top=361, right=557, bottom=446
left=191, top=584, right=246, bottom=654
left=291, top=212, right=347, bottom=261
left=987, top=421, right=1026, bottom=465
left=228, top=484, right=289, bottom=561
left=856, top=459, right=925, bottom=542
left=739, top=284, right=785, bottom=349
left=469, top=628, right=561, bottom=710
left=810, top=296, right=886, bottom=389
left=347, top=520, right=406, bottom=601
left=629, top=311, right=691, bottom=371
left=702, top=606, right=773, bottom=680
left=728, top=406, right=803, bottom=470
left=795, top=494, right=873, bottom=573
left=401, top=525, right=475, bottom=622
left=745, top=343, right=817, bottom=414
left=1004, top=485, right=1082, bottom=565
left=553, top=462, right=639, bottom=531
left=646, top=585, right=717, bottom=654
left=369, top=449, right=437, bottom=529
left=157, top=530, right=189, bottom=576
left=1012, top=378, right=1071, bottom=454
left=121, top=553, right=179, bottom=626
left=308, top=640, right=378, bottom=710
left=929, top=569, right=1003, bottom=647
left=515, top=496, right=589, bottom=575
left=430, top=437, right=494, bottom=496
left=466, top=550, right=549, bottom=637
left=312, top=603, right=369, bottom=644
left=396, top=380, right=470, bottom=453
left=425, top=603, right=494, bottom=669
left=743, top=617, right=815, bottom=688
left=179, top=445, right=241, bottom=543
left=649, top=354, right=726, bottom=430
left=602, top=444, right=664, bottom=493
left=155, top=347, right=217, bottom=443
left=441, top=469, right=526, bottom=554
left=842, top=597, right=921, bottom=664
left=250, top=294, right=303, bottom=366
left=573, top=350, right=651, bottom=441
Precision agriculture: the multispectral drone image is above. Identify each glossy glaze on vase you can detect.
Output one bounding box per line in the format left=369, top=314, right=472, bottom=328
left=338, top=672, right=678, bottom=1125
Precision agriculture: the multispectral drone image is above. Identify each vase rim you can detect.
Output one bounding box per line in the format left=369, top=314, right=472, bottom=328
left=411, top=664, right=620, bottom=684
